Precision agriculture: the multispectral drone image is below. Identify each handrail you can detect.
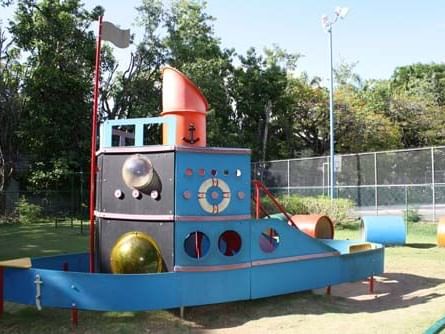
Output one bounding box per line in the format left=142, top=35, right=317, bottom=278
left=252, top=180, right=298, bottom=228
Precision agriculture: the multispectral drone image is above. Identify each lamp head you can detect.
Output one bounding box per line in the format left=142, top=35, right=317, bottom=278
left=321, top=15, right=330, bottom=30
left=335, top=6, right=349, bottom=19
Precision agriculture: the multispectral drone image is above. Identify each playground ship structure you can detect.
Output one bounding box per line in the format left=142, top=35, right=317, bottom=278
left=1, top=67, right=384, bottom=314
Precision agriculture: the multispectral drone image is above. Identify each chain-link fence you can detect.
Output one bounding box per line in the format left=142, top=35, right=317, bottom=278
left=0, top=172, right=89, bottom=220
left=253, top=146, right=445, bottom=222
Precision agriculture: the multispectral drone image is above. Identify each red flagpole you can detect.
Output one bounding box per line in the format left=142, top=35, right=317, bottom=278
left=89, top=15, right=103, bottom=273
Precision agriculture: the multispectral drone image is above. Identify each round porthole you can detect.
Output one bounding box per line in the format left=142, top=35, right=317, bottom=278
left=259, top=228, right=280, bottom=253
left=218, top=230, right=242, bottom=256
left=184, top=231, right=210, bottom=259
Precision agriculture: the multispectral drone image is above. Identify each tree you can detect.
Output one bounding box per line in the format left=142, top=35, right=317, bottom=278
left=391, top=63, right=445, bottom=106
left=101, top=0, right=166, bottom=120
left=0, top=25, right=24, bottom=191
left=334, top=82, right=401, bottom=153
left=231, top=47, right=300, bottom=160
left=9, top=0, right=101, bottom=189
left=285, top=74, right=329, bottom=156
left=388, top=63, right=445, bottom=147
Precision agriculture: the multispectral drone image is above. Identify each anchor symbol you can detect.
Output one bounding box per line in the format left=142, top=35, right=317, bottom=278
left=183, top=123, right=200, bottom=144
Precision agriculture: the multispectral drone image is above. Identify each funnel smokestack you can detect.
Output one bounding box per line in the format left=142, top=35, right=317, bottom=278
left=161, top=66, right=209, bottom=147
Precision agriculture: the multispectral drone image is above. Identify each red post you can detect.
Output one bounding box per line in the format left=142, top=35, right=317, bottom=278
left=63, top=262, right=69, bottom=272
left=326, top=285, right=331, bottom=295
left=368, top=275, right=375, bottom=294
left=89, top=16, right=103, bottom=273
left=71, top=304, right=79, bottom=328
left=0, top=267, right=4, bottom=317
left=255, top=183, right=260, bottom=219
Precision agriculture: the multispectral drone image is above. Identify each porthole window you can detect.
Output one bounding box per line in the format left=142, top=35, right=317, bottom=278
left=223, top=169, right=229, bottom=176
left=184, top=231, right=210, bottom=259
left=218, top=230, right=242, bottom=256
left=259, top=228, right=280, bottom=253
left=211, top=169, right=218, bottom=176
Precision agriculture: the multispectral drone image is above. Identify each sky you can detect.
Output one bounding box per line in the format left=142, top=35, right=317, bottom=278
left=1, top=0, right=445, bottom=81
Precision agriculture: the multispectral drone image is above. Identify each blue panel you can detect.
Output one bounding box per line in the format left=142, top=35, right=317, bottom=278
left=361, top=215, right=406, bottom=245
left=4, top=267, right=253, bottom=311
left=251, top=257, right=340, bottom=298
left=4, top=268, right=37, bottom=305
left=175, top=151, right=251, bottom=216
left=320, top=239, right=381, bottom=255
left=5, top=268, right=181, bottom=311
left=31, top=253, right=89, bottom=272
left=251, top=247, right=384, bottom=299
left=178, top=270, right=250, bottom=306
left=251, top=218, right=338, bottom=261
left=175, top=220, right=251, bottom=267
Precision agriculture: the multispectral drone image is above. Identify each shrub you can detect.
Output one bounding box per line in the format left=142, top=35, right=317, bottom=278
left=260, top=194, right=355, bottom=224
left=405, top=209, right=421, bottom=223
left=17, top=196, right=42, bottom=224
left=300, top=196, right=354, bottom=224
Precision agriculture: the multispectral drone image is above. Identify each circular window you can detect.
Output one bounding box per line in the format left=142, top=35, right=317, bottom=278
left=218, top=230, right=242, bottom=256
left=259, top=228, right=280, bottom=253
left=184, top=231, right=210, bottom=259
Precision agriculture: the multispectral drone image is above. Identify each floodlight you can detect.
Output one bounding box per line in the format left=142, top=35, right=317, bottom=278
left=321, top=15, right=329, bottom=29
left=335, top=6, right=349, bottom=19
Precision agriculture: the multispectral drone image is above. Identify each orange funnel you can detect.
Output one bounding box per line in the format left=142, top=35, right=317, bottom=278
left=161, top=66, right=209, bottom=147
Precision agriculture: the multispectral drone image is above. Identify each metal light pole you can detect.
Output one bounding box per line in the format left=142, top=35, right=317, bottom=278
left=321, top=7, right=349, bottom=199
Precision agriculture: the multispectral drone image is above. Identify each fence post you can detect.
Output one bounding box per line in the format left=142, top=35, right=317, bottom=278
left=431, top=147, right=436, bottom=223
left=405, top=185, right=408, bottom=223
left=374, top=152, right=378, bottom=215
left=287, top=160, right=290, bottom=198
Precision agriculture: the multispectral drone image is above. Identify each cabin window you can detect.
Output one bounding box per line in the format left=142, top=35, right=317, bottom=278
left=184, top=231, right=210, bottom=259
left=218, top=230, right=242, bottom=256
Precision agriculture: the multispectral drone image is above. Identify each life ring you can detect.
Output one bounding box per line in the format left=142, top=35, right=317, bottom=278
left=198, top=178, right=231, bottom=214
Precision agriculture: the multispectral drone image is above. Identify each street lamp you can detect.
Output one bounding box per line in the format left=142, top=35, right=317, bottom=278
left=321, top=6, right=349, bottom=199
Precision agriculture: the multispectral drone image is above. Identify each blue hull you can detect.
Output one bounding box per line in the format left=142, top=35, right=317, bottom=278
left=4, top=234, right=384, bottom=311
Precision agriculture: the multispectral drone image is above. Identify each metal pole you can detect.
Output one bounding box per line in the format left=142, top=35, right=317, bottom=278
left=374, top=152, right=378, bottom=214
left=328, top=27, right=335, bottom=200
left=287, top=160, right=290, bottom=198
left=88, top=15, right=103, bottom=273
left=431, top=147, right=436, bottom=223
left=0, top=267, right=3, bottom=318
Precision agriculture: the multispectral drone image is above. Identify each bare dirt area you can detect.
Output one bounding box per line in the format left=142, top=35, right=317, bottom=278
left=179, top=246, right=445, bottom=334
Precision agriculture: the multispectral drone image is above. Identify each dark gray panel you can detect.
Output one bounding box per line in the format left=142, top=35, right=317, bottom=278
left=97, top=152, right=175, bottom=215
left=97, top=218, right=174, bottom=272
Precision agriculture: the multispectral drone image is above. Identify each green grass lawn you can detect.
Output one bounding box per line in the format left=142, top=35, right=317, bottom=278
left=0, top=219, right=442, bottom=334
left=0, top=220, right=88, bottom=261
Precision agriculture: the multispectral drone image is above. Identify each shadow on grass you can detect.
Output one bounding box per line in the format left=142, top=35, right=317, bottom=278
left=336, top=221, right=360, bottom=231
left=405, top=243, right=437, bottom=249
